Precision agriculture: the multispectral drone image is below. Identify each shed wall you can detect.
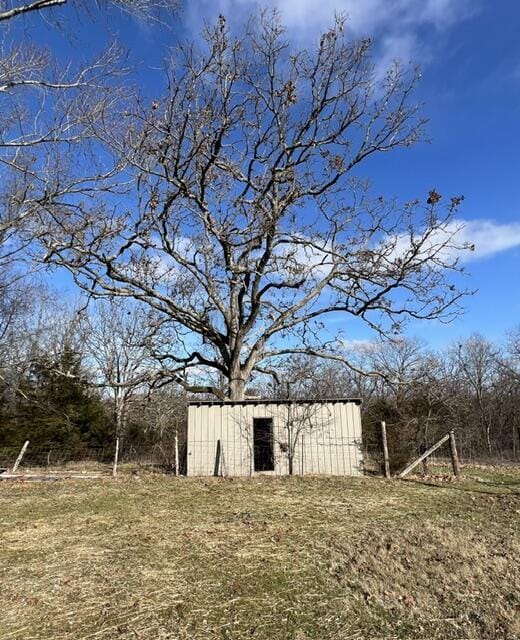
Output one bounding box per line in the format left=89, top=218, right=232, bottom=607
left=187, top=401, right=362, bottom=477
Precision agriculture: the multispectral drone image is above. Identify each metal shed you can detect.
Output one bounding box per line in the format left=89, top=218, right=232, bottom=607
left=186, top=398, right=363, bottom=477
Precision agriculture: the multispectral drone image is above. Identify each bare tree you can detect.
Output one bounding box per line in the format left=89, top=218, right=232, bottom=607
left=280, top=402, right=327, bottom=476
left=452, top=335, right=498, bottom=456
left=0, top=3, right=117, bottom=295
left=492, top=327, right=520, bottom=456
left=372, top=339, right=446, bottom=436
left=36, top=13, right=470, bottom=399
left=504, top=327, right=520, bottom=382
left=137, top=386, right=187, bottom=474
left=0, top=0, right=178, bottom=23
left=262, top=357, right=339, bottom=475
left=265, top=357, right=317, bottom=475
left=0, top=286, right=90, bottom=431
left=81, top=298, right=165, bottom=440
left=0, top=266, right=35, bottom=392
left=0, top=0, right=179, bottom=265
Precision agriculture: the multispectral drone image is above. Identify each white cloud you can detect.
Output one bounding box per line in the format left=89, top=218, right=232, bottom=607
left=453, top=219, right=520, bottom=262
left=340, top=337, right=376, bottom=351
left=391, top=218, right=520, bottom=265
left=185, top=0, right=476, bottom=60
left=416, top=0, right=478, bottom=28
left=375, top=32, right=421, bottom=80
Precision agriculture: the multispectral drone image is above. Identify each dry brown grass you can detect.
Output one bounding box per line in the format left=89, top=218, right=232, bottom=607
left=0, top=465, right=519, bottom=640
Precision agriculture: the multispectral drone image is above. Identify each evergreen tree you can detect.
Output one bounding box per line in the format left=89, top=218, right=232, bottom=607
left=0, top=346, right=112, bottom=451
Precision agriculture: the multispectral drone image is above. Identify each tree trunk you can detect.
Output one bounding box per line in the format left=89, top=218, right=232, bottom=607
left=485, top=422, right=492, bottom=456
left=228, top=376, right=246, bottom=400
left=114, top=392, right=126, bottom=440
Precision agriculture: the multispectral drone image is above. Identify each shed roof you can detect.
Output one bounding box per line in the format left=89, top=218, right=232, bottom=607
left=188, top=397, right=362, bottom=407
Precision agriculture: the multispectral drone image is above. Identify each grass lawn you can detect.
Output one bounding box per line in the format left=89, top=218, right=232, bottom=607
left=0, top=466, right=519, bottom=640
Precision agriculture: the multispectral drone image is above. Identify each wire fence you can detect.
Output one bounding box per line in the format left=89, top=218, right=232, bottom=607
left=363, top=428, right=520, bottom=477
left=1, top=433, right=516, bottom=480
left=0, top=441, right=188, bottom=478
left=0, top=435, right=364, bottom=478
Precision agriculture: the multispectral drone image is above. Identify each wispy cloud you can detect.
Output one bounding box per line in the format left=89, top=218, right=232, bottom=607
left=391, top=218, right=520, bottom=265
left=454, top=219, right=520, bottom=261
left=185, top=0, right=477, bottom=66
left=340, top=337, right=376, bottom=351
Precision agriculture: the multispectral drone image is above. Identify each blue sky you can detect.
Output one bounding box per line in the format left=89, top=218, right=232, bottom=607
left=16, top=0, right=520, bottom=347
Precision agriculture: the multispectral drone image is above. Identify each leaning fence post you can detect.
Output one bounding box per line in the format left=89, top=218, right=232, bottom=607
left=380, top=421, right=391, bottom=479
left=449, top=429, right=460, bottom=477
left=11, top=440, right=29, bottom=474
left=112, top=438, right=120, bottom=477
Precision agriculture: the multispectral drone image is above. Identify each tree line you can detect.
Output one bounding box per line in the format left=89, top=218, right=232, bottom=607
left=0, top=285, right=186, bottom=456
left=1, top=280, right=519, bottom=466
left=265, top=336, right=520, bottom=469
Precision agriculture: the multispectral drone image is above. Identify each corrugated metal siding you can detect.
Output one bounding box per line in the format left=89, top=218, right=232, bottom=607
left=187, top=400, right=363, bottom=477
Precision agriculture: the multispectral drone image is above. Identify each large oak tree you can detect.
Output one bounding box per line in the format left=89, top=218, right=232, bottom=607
left=37, top=13, right=470, bottom=399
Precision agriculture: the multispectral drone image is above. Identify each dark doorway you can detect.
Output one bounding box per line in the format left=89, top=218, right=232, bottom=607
left=253, top=418, right=274, bottom=472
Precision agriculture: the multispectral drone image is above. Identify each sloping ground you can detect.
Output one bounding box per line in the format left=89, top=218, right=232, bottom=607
left=0, top=466, right=519, bottom=640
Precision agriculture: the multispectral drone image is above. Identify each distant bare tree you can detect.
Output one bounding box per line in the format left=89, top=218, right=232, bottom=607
left=34, top=12, right=470, bottom=399
left=452, top=335, right=498, bottom=456
left=81, top=298, right=165, bottom=440
left=505, top=327, right=520, bottom=381
left=264, top=357, right=335, bottom=475
left=492, top=328, right=520, bottom=455
left=372, top=338, right=446, bottom=436
left=137, top=386, right=187, bottom=474
left=0, top=285, right=85, bottom=418
left=0, top=267, right=33, bottom=379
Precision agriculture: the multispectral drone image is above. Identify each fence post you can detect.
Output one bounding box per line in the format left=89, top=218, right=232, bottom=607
left=380, top=421, right=391, bottom=479
left=214, top=439, right=222, bottom=477
left=112, top=438, right=120, bottom=477
left=174, top=429, right=179, bottom=477
left=420, top=443, right=430, bottom=475
left=11, top=440, right=29, bottom=474
left=449, top=429, right=460, bottom=477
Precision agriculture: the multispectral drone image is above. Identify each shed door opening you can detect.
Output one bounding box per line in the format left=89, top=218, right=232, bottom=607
left=253, top=418, right=274, bottom=472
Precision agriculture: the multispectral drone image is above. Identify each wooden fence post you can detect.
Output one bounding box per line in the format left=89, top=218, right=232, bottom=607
left=380, top=421, right=391, bottom=479
left=174, top=429, right=180, bottom=477
left=214, top=439, right=222, bottom=477
left=449, top=429, right=460, bottom=477
left=112, top=438, right=120, bottom=477
left=11, top=440, right=29, bottom=474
